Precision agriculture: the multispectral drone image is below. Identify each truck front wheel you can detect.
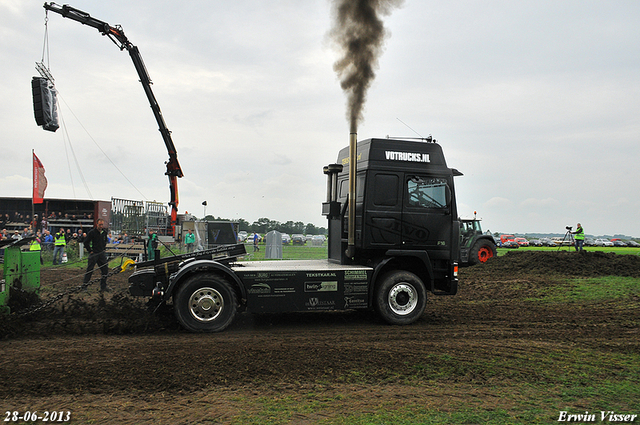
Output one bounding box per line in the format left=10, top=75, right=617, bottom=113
left=375, top=271, right=427, bottom=325
left=174, top=273, right=237, bottom=332
left=471, top=240, right=496, bottom=265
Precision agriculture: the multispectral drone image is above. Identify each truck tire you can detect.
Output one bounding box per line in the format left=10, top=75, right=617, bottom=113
left=174, top=273, right=237, bottom=332
left=470, top=240, right=496, bottom=265
left=374, top=271, right=427, bottom=325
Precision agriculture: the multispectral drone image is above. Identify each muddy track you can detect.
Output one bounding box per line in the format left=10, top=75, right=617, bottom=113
left=1, top=251, right=638, bottom=423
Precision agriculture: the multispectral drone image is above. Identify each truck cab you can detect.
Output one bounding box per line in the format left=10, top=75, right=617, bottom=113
left=324, top=138, right=461, bottom=295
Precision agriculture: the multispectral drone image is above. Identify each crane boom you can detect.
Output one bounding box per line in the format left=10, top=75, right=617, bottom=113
left=43, top=2, right=183, bottom=236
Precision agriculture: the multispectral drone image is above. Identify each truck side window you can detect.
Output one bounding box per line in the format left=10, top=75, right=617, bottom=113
left=373, top=174, right=398, bottom=206
left=338, top=175, right=366, bottom=202
left=407, top=176, right=448, bottom=209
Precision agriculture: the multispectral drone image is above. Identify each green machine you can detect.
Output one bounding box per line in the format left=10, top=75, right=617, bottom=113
left=0, top=237, right=41, bottom=314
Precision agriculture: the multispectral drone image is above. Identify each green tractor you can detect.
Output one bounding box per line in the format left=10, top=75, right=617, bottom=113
left=459, top=213, right=497, bottom=266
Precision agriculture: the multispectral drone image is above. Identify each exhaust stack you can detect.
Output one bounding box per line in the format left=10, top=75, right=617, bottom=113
left=346, top=132, right=357, bottom=258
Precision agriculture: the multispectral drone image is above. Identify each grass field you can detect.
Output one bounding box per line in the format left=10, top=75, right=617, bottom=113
left=498, top=245, right=640, bottom=256
left=242, top=241, right=328, bottom=260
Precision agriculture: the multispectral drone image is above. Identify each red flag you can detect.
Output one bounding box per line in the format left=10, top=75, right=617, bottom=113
left=33, top=152, right=47, bottom=204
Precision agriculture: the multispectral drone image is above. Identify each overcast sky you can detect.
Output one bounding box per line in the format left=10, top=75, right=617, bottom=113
left=2, top=0, right=639, bottom=237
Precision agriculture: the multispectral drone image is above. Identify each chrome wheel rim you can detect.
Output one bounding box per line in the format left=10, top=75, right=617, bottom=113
left=188, top=287, right=223, bottom=322
left=388, top=283, right=418, bottom=316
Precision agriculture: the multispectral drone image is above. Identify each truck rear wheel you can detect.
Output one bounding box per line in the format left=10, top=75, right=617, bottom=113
left=375, top=271, right=427, bottom=325
left=471, top=240, right=496, bottom=265
left=174, top=273, right=237, bottom=332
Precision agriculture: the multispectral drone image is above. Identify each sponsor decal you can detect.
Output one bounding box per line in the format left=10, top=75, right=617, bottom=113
left=305, top=281, right=338, bottom=292
left=244, top=271, right=296, bottom=282
left=344, top=270, right=368, bottom=281
left=248, top=283, right=271, bottom=294
left=341, top=153, right=362, bottom=166
left=305, top=297, right=336, bottom=309
left=385, top=151, right=430, bottom=163
left=344, top=296, right=367, bottom=308
left=344, top=283, right=368, bottom=294
left=306, top=272, right=337, bottom=278
left=274, top=287, right=295, bottom=294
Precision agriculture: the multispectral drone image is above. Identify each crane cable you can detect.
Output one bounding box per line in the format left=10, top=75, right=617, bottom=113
left=38, top=9, right=148, bottom=202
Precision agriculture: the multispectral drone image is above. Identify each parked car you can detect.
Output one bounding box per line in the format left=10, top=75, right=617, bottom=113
left=539, top=238, right=555, bottom=247
left=528, top=239, right=542, bottom=247
left=502, top=241, right=519, bottom=249
left=626, top=241, right=640, bottom=247
left=594, top=238, right=614, bottom=247
left=613, top=241, right=627, bottom=247
left=553, top=236, right=577, bottom=246
left=584, top=238, right=596, bottom=246
left=515, top=237, right=529, bottom=247
left=500, top=234, right=515, bottom=244
left=281, top=233, right=292, bottom=244
left=310, top=235, right=326, bottom=245
left=292, top=234, right=306, bottom=245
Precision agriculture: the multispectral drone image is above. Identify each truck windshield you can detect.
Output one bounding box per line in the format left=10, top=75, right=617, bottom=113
left=407, top=177, right=447, bottom=209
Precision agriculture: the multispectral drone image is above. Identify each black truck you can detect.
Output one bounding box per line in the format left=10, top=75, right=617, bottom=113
left=129, top=137, right=462, bottom=332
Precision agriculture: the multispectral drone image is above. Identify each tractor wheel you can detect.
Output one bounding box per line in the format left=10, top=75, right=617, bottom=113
left=471, top=239, right=496, bottom=265
left=374, top=271, right=427, bottom=325
left=174, top=273, right=237, bottom=332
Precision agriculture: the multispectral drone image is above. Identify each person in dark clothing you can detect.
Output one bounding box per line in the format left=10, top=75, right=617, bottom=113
left=83, top=218, right=111, bottom=292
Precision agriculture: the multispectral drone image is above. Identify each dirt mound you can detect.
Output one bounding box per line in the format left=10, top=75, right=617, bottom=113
left=0, top=291, right=178, bottom=339
left=467, top=250, right=640, bottom=278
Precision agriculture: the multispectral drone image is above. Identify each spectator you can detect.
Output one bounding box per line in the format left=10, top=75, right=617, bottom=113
left=53, top=228, right=66, bottom=265
left=43, top=230, right=53, bottom=251
left=83, top=218, right=111, bottom=292
left=185, top=229, right=195, bottom=252
left=147, top=229, right=158, bottom=260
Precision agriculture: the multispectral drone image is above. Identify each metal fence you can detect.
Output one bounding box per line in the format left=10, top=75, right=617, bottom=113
left=110, top=198, right=169, bottom=237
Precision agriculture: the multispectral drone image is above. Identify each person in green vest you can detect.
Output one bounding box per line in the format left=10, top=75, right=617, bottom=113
left=29, top=236, right=41, bottom=251
left=29, top=233, right=44, bottom=265
left=184, top=229, right=196, bottom=253
left=147, top=229, right=158, bottom=261
left=53, top=227, right=66, bottom=265
left=572, top=223, right=585, bottom=252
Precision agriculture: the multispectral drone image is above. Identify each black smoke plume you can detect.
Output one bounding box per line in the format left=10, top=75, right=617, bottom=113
left=330, top=0, right=404, bottom=133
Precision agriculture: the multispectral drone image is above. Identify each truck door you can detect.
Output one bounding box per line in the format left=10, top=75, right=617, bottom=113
left=401, top=174, right=454, bottom=252
left=363, top=172, right=403, bottom=247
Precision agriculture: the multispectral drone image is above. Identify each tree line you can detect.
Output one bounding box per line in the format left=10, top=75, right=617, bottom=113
left=203, top=216, right=327, bottom=235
